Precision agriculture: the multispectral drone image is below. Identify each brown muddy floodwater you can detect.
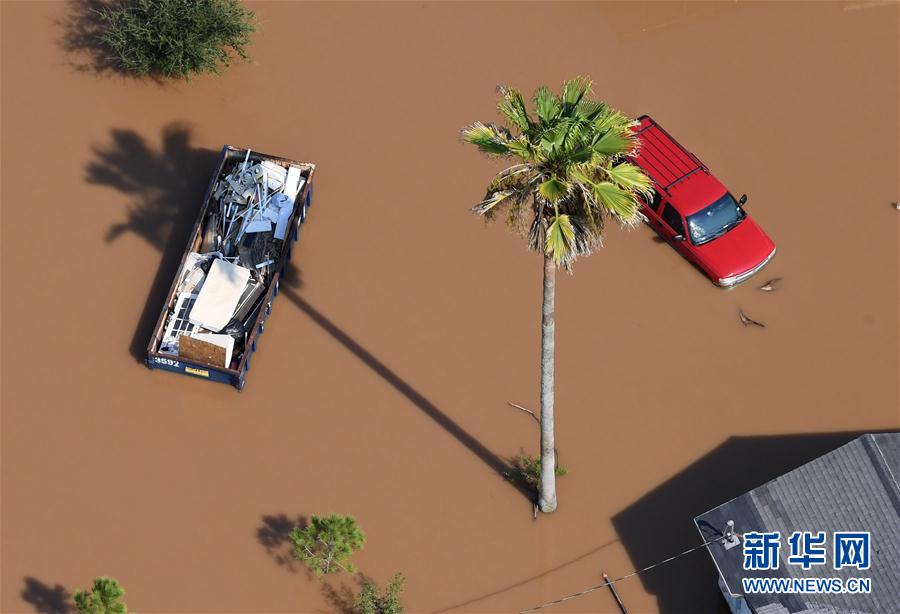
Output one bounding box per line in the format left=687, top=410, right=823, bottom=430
left=1, top=1, right=898, bottom=612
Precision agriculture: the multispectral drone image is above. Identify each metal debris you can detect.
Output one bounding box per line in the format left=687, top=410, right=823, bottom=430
left=157, top=151, right=308, bottom=369
left=160, top=292, right=201, bottom=354
left=189, top=258, right=251, bottom=332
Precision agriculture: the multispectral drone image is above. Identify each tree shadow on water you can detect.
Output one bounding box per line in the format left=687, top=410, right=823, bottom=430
left=256, top=513, right=366, bottom=613
left=57, top=0, right=162, bottom=80
left=278, top=272, right=529, bottom=504
left=21, top=577, right=73, bottom=614
left=87, top=123, right=219, bottom=362
left=57, top=0, right=125, bottom=77
left=320, top=576, right=365, bottom=614
left=257, top=513, right=308, bottom=573
left=283, top=263, right=531, bottom=505
left=90, top=128, right=527, bottom=505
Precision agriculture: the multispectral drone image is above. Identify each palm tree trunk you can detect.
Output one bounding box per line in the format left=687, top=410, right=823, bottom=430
left=538, top=253, right=558, bottom=512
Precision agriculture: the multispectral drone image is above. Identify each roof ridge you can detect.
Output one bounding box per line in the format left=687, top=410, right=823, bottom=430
left=869, top=433, right=900, bottom=497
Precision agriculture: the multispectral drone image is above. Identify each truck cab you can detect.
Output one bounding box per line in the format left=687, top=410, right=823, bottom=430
left=629, top=115, right=776, bottom=287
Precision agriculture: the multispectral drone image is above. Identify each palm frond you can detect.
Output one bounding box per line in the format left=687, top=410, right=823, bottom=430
left=505, top=197, right=523, bottom=229
left=561, top=76, right=593, bottom=112
left=567, top=140, right=595, bottom=164
left=565, top=213, right=599, bottom=257
left=471, top=189, right=514, bottom=216
left=560, top=118, right=594, bottom=154
left=618, top=132, right=640, bottom=156
left=576, top=100, right=609, bottom=122
left=547, top=212, right=599, bottom=270
left=539, top=177, right=569, bottom=203
left=506, top=138, right=535, bottom=161
left=504, top=186, right=536, bottom=232
left=575, top=183, right=604, bottom=234
left=539, top=123, right=567, bottom=156
left=602, top=162, right=654, bottom=198
left=497, top=86, right=532, bottom=133
left=592, top=129, right=631, bottom=156
left=490, top=164, right=534, bottom=190
left=593, top=108, right=629, bottom=134
left=527, top=214, right=545, bottom=254
left=533, top=86, right=561, bottom=124
left=590, top=181, right=643, bottom=227
left=545, top=214, right=576, bottom=265
left=461, top=122, right=512, bottom=156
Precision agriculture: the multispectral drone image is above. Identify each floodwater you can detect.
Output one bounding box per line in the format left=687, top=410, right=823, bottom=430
left=1, top=1, right=897, bottom=612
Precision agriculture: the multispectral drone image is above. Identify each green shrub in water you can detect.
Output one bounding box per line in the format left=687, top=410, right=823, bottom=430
left=96, top=0, right=256, bottom=79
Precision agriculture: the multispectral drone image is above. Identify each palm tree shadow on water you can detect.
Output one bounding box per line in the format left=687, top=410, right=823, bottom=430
left=87, top=124, right=220, bottom=363
left=279, top=263, right=528, bottom=500
left=90, top=128, right=529, bottom=502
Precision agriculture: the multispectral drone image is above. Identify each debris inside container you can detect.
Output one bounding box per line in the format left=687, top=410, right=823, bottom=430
left=179, top=335, right=229, bottom=367
left=157, top=150, right=307, bottom=371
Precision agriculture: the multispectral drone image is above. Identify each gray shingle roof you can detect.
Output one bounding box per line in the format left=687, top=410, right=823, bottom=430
left=694, top=433, right=900, bottom=614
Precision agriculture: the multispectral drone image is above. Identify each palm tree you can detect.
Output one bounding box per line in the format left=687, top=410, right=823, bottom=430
left=462, top=77, right=652, bottom=512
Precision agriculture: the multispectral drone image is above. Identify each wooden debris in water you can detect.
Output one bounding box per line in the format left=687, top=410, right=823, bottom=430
left=739, top=309, right=766, bottom=328
left=758, top=277, right=782, bottom=292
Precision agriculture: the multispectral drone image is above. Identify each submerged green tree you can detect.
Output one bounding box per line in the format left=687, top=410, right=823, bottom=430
left=462, top=78, right=651, bottom=513
left=74, top=577, right=127, bottom=614
left=356, top=573, right=405, bottom=614
left=291, top=514, right=366, bottom=576
left=96, top=0, right=256, bottom=79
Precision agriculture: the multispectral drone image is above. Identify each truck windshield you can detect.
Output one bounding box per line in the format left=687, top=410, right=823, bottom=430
left=687, top=193, right=745, bottom=245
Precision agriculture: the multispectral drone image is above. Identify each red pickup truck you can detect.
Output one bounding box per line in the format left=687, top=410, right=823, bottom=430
left=630, top=115, right=776, bottom=287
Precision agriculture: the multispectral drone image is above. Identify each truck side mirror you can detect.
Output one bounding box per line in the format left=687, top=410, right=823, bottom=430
left=738, top=194, right=748, bottom=206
